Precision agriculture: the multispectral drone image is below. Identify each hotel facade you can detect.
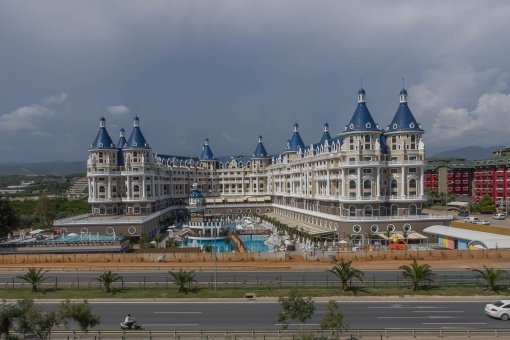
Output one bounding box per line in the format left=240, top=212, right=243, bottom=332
left=56, top=88, right=451, bottom=241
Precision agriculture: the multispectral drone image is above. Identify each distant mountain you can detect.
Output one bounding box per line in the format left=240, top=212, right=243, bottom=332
left=429, top=146, right=505, bottom=160
left=0, top=162, right=85, bottom=176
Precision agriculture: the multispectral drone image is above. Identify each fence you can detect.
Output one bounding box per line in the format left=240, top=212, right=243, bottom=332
left=23, top=328, right=510, bottom=339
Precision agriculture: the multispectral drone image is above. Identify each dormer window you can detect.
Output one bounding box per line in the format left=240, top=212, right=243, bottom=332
left=349, top=123, right=354, bottom=129
left=393, top=123, right=398, bottom=129
left=410, top=122, right=415, bottom=129
left=133, top=142, right=137, bottom=147
left=366, top=122, right=371, bottom=129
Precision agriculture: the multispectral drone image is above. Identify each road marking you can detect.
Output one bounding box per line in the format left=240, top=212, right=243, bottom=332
left=422, top=322, right=488, bottom=325
left=143, top=323, right=200, bottom=326
left=154, top=311, right=202, bottom=314
left=274, top=323, right=321, bottom=326
left=369, top=306, right=448, bottom=309
left=413, top=311, right=464, bottom=313
left=378, top=316, right=459, bottom=319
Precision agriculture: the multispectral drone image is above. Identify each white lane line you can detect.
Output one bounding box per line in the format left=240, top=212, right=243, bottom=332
left=413, top=311, right=464, bottom=313
left=422, top=322, right=487, bottom=325
left=378, top=316, right=459, bottom=319
left=368, top=306, right=448, bottom=309
left=154, top=311, right=202, bottom=314
left=274, top=323, right=321, bottom=326
left=143, top=323, right=200, bottom=326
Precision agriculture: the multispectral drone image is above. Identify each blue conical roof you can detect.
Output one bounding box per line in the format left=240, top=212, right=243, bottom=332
left=252, top=135, right=269, bottom=158
left=90, top=117, right=115, bottom=149
left=200, top=138, right=215, bottom=160
left=344, top=89, right=379, bottom=132
left=319, top=122, right=332, bottom=145
left=126, top=116, right=149, bottom=148
left=287, top=123, right=306, bottom=151
left=386, top=89, right=423, bottom=133
left=117, top=128, right=127, bottom=148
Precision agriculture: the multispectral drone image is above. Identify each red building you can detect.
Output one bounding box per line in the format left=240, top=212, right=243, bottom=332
left=446, top=161, right=474, bottom=199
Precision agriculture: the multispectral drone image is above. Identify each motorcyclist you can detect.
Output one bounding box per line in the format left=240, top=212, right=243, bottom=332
left=124, top=314, right=136, bottom=328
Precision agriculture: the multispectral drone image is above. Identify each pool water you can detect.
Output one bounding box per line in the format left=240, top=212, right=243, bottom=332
left=57, top=234, right=119, bottom=242
left=239, top=235, right=273, bottom=252
left=186, top=239, right=234, bottom=252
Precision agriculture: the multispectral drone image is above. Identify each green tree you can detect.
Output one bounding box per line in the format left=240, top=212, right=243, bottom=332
left=96, top=271, right=122, bottom=293
left=139, top=231, right=149, bottom=249
left=479, top=195, right=496, bottom=214
left=34, top=195, right=56, bottom=229
left=399, top=259, right=435, bottom=291
left=17, top=268, right=49, bottom=293
left=472, top=266, right=507, bottom=292
left=327, top=260, right=364, bottom=291
left=169, top=269, right=196, bottom=293
left=320, top=300, right=349, bottom=333
left=277, top=291, right=315, bottom=330
left=0, top=301, right=19, bottom=339
left=59, top=299, right=100, bottom=332
left=0, top=199, right=19, bottom=238
left=165, top=238, right=178, bottom=248
left=14, top=298, right=60, bottom=340
left=203, top=244, right=213, bottom=253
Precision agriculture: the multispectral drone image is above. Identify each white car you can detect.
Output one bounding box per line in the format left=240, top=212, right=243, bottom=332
left=485, top=300, right=510, bottom=320
left=475, top=219, right=491, bottom=225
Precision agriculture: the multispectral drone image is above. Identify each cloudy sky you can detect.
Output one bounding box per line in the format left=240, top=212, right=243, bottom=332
left=1, top=1, right=510, bottom=162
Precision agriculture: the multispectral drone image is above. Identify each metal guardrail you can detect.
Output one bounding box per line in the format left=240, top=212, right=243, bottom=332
left=36, top=328, right=510, bottom=339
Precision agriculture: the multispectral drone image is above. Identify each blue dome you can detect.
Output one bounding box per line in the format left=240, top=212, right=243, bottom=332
left=200, top=139, right=215, bottom=160
left=90, top=117, right=115, bottom=149
left=319, top=122, right=332, bottom=145
left=117, top=128, right=127, bottom=148
left=252, top=135, right=269, bottom=158
left=344, top=102, right=379, bottom=132
left=287, top=123, right=306, bottom=151
left=126, top=117, right=149, bottom=148
left=190, top=189, right=204, bottom=199
left=386, top=90, right=423, bottom=133
left=358, top=88, right=366, bottom=95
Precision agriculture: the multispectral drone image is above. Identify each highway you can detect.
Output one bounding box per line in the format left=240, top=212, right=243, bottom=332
left=37, top=300, right=505, bottom=330
left=0, top=269, right=485, bottom=288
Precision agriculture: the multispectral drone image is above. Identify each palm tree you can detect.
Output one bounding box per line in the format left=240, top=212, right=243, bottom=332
left=399, top=259, right=435, bottom=291
left=169, top=269, right=196, bottom=293
left=18, top=267, right=49, bottom=292
left=327, top=260, right=364, bottom=291
left=96, top=271, right=122, bottom=292
left=472, top=266, right=507, bottom=292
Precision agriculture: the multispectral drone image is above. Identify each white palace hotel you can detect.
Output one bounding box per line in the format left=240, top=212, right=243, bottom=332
left=56, top=88, right=451, bottom=242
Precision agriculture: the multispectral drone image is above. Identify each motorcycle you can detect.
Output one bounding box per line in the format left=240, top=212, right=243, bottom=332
left=120, top=320, right=143, bottom=330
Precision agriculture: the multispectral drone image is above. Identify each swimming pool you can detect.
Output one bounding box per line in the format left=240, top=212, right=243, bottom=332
left=239, top=235, right=273, bottom=252
left=57, top=233, right=120, bottom=242
left=185, top=239, right=234, bottom=252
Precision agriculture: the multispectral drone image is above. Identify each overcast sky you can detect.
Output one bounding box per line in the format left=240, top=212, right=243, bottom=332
left=1, top=1, right=510, bottom=162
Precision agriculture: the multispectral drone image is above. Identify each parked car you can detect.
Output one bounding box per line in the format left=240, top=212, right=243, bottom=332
left=493, top=213, right=506, bottom=220
left=464, top=216, right=479, bottom=223
left=475, top=219, right=491, bottom=225
left=485, top=300, right=510, bottom=320
left=458, top=210, right=469, bottom=217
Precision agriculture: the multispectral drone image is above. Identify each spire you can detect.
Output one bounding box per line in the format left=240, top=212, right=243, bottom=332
left=117, top=128, right=127, bottom=148
left=200, top=138, right=215, bottom=160
left=287, top=123, right=306, bottom=152
left=387, top=88, right=423, bottom=133
left=126, top=116, right=149, bottom=148
left=319, top=122, right=332, bottom=145
left=344, top=88, right=378, bottom=133
left=252, top=135, right=269, bottom=158
left=90, top=117, right=115, bottom=149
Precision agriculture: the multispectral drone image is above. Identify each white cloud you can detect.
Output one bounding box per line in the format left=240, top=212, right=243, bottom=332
left=43, top=92, right=68, bottom=104
left=221, top=131, right=233, bottom=142
left=106, top=105, right=131, bottom=115
left=0, top=104, right=54, bottom=132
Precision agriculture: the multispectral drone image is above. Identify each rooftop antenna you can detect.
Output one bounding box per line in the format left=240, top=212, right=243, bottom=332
left=402, top=77, right=405, bottom=89
left=360, top=78, right=363, bottom=89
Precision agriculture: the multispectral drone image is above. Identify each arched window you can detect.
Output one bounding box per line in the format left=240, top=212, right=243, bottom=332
left=391, top=179, right=398, bottom=195
left=349, top=180, right=356, bottom=189
left=363, top=180, right=371, bottom=190
left=410, top=135, right=416, bottom=149
left=391, top=204, right=398, bottom=216
left=364, top=205, right=373, bottom=216
left=409, top=204, right=417, bottom=215
left=364, top=135, right=371, bottom=150
left=99, top=205, right=106, bottom=215
left=409, top=179, right=417, bottom=188
left=349, top=205, right=356, bottom=217
left=99, top=186, right=105, bottom=193
left=133, top=185, right=139, bottom=192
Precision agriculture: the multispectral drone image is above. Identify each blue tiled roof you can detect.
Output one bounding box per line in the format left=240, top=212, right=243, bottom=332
left=126, top=117, right=149, bottom=148
left=90, top=117, right=115, bottom=149
left=190, top=189, right=204, bottom=199
left=217, top=155, right=251, bottom=165
left=200, top=139, right=215, bottom=161
left=287, top=123, right=306, bottom=151
left=344, top=89, right=379, bottom=132
left=386, top=90, right=423, bottom=132
left=319, top=123, right=332, bottom=145
left=379, top=134, right=389, bottom=154
left=252, top=136, right=269, bottom=158
left=117, top=128, right=127, bottom=148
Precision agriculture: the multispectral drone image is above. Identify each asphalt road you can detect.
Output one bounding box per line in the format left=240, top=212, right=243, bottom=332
left=36, top=300, right=507, bottom=330
left=0, top=269, right=486, bottom=288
